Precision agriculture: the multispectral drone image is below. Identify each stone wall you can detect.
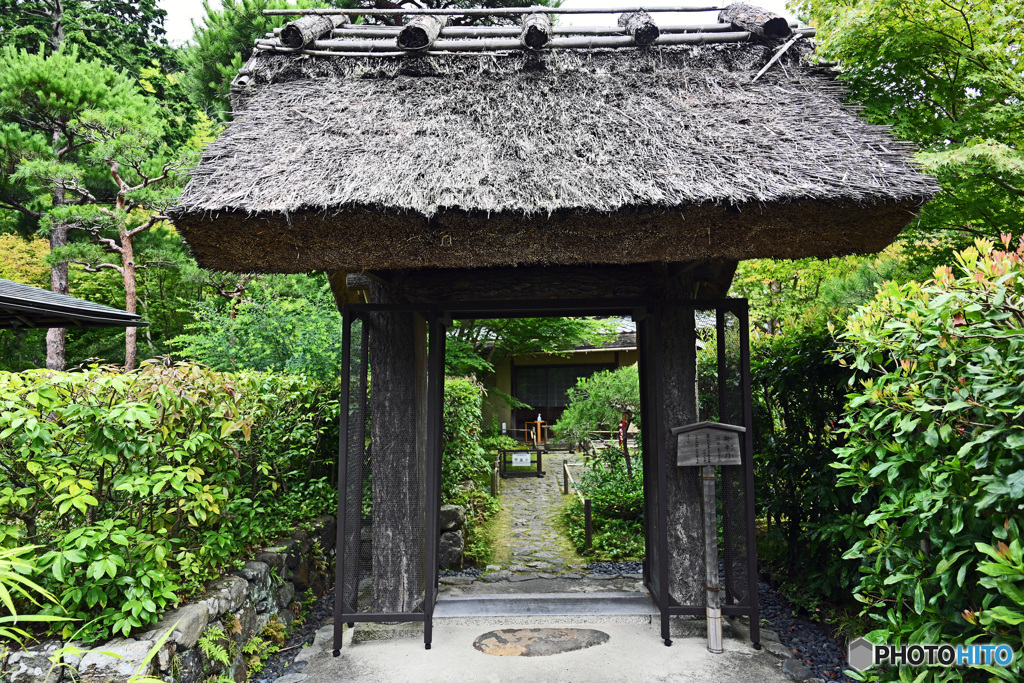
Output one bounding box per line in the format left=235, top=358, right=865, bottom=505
left=2, top=516, right=336, bottom=683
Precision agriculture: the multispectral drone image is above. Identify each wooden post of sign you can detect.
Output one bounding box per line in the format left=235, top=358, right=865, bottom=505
left=672, top=421, right=746, bottom=654
left=701, top=463, right=723, bottom=654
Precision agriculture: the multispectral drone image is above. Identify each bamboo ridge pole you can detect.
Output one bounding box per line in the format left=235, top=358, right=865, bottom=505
left=619, top=10, right=660, bottom=46
left=280, top=13, right=349, bottom=49
left=521, top=13, right=551, bottom=50
left=264, top=6, right=728, bottom=17
left=398, top=15, right=448, bottom=50
left=271, top=21, right=800, bottom=39
left=260, top=30, right=794, bottom=54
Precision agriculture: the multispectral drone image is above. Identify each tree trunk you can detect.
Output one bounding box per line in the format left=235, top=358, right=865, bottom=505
left=368, top=280, right=428, bottom=614
left=46, top=183, right=68, bottom=371
left=48, top=0, right=65, bottom=53
left=656, top=262, right=738, bottom=607
left=120, top=228, right=138, bottom=370
left=660, top=302, right=704, bottom=606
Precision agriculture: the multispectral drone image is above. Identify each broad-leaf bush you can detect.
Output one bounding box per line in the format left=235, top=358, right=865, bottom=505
left=441, top=377, right=497, bottom=565
left=834, top=236, right=1024, bottom=681
left=0, top=361, right=338, bottom=642
left=564, top=448, right=644, bottom=560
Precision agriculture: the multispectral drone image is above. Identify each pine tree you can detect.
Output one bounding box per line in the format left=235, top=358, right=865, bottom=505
left=0, top=45, right=186, bottom=369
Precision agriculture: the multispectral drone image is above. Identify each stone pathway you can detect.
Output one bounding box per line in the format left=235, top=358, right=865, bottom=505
left=495, top=452, right=586, bottom=580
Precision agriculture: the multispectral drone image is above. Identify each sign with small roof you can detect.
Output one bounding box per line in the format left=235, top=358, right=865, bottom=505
left=672, top=421, right=745, bottom=467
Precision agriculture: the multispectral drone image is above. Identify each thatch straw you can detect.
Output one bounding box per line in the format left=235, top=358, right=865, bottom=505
left=174, top=44, right=937, bottom=274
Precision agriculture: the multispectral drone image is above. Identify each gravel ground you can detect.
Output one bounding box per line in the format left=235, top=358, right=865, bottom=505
left=251, top=589, right=335, bottom=683
left=758, top=581, right=852, bottom=682
left=440, top=566, right=483, bottom=578
left=586, top=560, right=643, bottom=575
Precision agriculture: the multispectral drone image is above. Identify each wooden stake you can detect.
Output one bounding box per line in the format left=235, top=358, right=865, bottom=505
left=398, top=15, right=449, bottom=51
left=619, top=10, right=660, bottom=46
left=520, top=13, right=552, bottom=50
left=280, top=14, right=349, bottom=49
left=718, top=3, right=792, bottom=41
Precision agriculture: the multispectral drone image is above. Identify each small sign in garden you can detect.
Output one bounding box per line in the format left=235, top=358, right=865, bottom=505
left=512, top=452, right=531, bottom=467
left=671, top=420, right=747, bottom=655
left=674, top=421, right=743, bottom=467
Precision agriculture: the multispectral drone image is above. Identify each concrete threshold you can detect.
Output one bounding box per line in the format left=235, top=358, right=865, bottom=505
left=434, top=591, right=660, bottom=618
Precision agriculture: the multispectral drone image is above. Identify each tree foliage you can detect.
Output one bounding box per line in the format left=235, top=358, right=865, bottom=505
left=797, top=0, right=1024, bottom=244
left=170, top=275, right=346, bottom=382
left=832, top=236, right=1024, bottom=680
left=0, top=45, right=192, bottom=369
left=446, top=316, right=616, bottom=380
left=0, top=0, right=172, bottom=73
left=554, top=365, right=639, bottom=449
left=182, top=0, right=353, bottom=119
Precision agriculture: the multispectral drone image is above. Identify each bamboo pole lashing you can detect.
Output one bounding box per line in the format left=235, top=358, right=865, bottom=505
left=271, top=21, right=799, bottom=38
left=263, top=6, right=729, bottom=17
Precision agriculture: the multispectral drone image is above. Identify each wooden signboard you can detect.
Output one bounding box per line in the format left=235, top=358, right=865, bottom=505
left=672, top=421, right=745, bottom=467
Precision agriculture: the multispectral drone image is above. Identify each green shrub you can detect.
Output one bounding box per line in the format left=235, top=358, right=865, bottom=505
left=0, top=361, right=338, bottom=641
left=441, top=377, right=498, bottom=566
left=834, top=237, right=1024, bottom=680
left=480, top=434, right=518, bottom=453
left=564, top=453, right=644, bottom=559
left=746, top=324, right=865, bottom=602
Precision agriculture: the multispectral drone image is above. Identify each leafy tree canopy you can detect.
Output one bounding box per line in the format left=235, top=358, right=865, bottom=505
left=445, top=316, right=618, bottom=380
left=0, top=0, right=172, bottom=74
left=796, top=0, right=1024, bottom=246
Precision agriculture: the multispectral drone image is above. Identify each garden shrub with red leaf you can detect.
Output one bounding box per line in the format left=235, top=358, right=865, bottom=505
left=0, top=361, right=338, bottom=643
left=834, top=236, right=1024, bottom=681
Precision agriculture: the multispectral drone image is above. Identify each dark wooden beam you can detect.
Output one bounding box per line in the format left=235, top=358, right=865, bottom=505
left=363, top=260, right=738, bottom=304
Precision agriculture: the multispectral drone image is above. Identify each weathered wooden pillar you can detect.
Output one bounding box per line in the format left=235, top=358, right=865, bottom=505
left=367, top=280, right=428, bottom=614
left=657, top=261, right=737, bottom=607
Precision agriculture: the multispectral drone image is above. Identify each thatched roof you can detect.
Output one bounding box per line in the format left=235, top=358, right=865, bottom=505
left=171, top=12, right=937, bottom=274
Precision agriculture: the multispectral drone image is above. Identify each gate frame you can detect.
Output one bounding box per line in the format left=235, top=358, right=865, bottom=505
left=333, top=298, right=758, bottom=653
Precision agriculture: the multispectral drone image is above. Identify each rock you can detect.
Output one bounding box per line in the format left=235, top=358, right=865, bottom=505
left=439, top=575, right=475, bottom=585
left=275, top=675, right=309, bottom=683
left=231, top=600, right=259, bottom=641
left=290, top=529, right=312, bottom=556
left=78, top=639, right=155, bottom=683
left=439, top=505, right=466, bottom=532
left=459, top=478, right=477, bottom=491
left=228, top=649, right=247, bottom=683
left=481, top=570, right=510, bottom=583
left=783, top=657, right=814, bottom=681
left=171, top=645, right=204, bottom=683
left=292, top=556, right=312, bottom=593
left=258, top=539, right=299, bottom=573
left=484, top=564, right=501, bottom=572
left=509, top=572, right=539, bottom=582
left=141, top=602, right=210, bottom=650
left=275, top=581, right=296, bottom=611
left=438, top=530, right=464, bottom=570
left=200, top=575, right=249, bottom=619
left=155, top=641, right=177, bottom=674
left=316, top=515, right=337, bottom=552
left=6, top=640, right=62, bottom=683
left=235, top=561, right=273, bottom=613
